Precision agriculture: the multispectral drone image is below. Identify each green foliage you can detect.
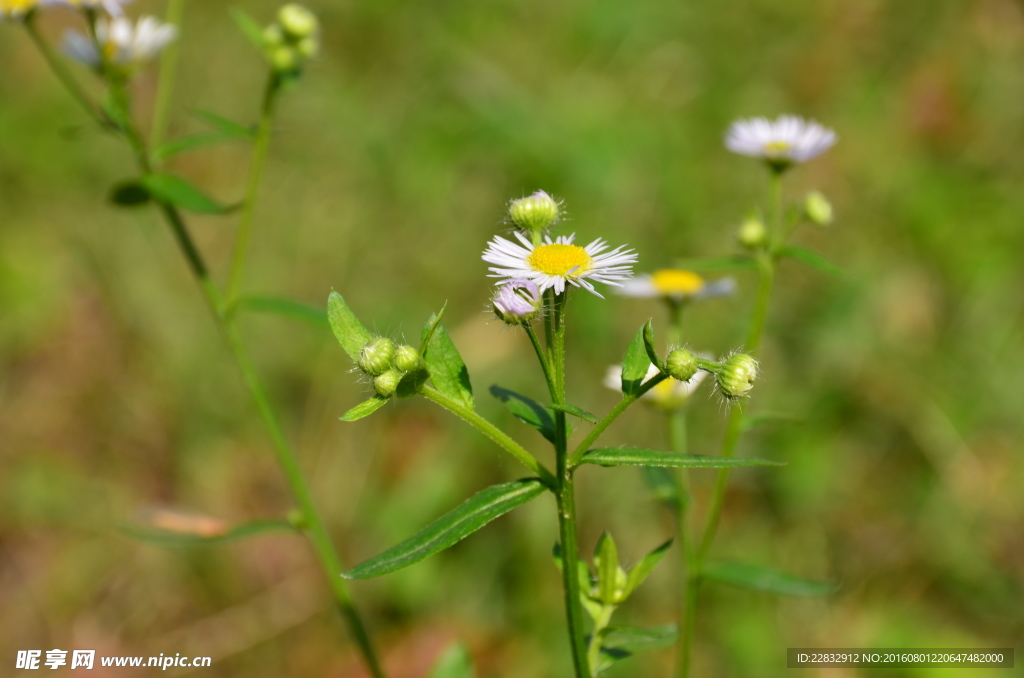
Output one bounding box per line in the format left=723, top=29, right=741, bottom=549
left=340, top=396, right=389, bottom=422
left=108, top=180, right=151, bottom=207
left=190, top=108, right=256, bottom=139
left=140, top=174, right=234, bottom=214
left=594, top=532, right=622, bottom=605
left=327, top=291, right=371, bottom=361
left=623, top=539, right=672, bottom=599
left=550, top=403, right=598, bottom=424
left=579, top=447, right=784, bottom=469
left=779, top=245, right=845, bottom=277
left=595, top=625, right=678, bottom=673
left=490, top=385, right=556, bottom=443
left=422, top=321, right=474, bottom=410
left=229, top=7, right=267, bottom=51
left=642, top=319, right=663, bottom=371
left=620, top=324, right=653, bottom=395
left=702, top=562, right=836, bottom=597
left=344, top=479, right=546, bottom=579
left=428, top=643, right=476, bottom=678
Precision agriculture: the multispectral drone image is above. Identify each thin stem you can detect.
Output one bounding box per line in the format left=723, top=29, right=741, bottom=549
left=226, top=74, right=279, bottom=304
left=524, top=322, right=556, bottom=397
left=150, top=0, right=186, bottom=154
left=586, top=605, right=615, bottom=674
left=23, top=14, right=107, bottom=127
left=421, top=386, right=556, bottom=488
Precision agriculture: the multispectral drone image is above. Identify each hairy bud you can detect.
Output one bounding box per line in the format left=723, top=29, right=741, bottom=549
left=373, top=369, right=403, bottom=398
left=716, top=353, right=759, bottom=399
left=393, top=344, right=422, bottom=373
left=358, top=337, right=395, bottom=376
left=666, top=348, right=699, bottom=382
left=508, top=191, right=560, bottom=233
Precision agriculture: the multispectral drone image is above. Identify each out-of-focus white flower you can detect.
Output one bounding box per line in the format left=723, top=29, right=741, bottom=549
left=62, top=15, right=176, bottom=68
left=48, top=0, right=133, bottom=17
left=725, top=115, right=836, bottom=167
left=0, top=0, right=39, bottom=20
left=483, top=231, right=637, bottom=298
left=604, top=363, right=707, bottom=411
left=616, top=269, right=734, bottom=304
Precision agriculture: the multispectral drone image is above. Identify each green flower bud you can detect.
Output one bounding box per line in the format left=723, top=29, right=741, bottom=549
left=393, top=344, right=422, bottom=373
left=270, top=45, right=299, bottom=73
left=263, top=24, right=285, bottom=48
left=666, top=348, right=699, bottom=382
left=508, top=190, right=560, bottom=233
left=738, top=216, right=768, bottom=249
left=804, top=191, right=833, bottom=226
left=373, top=369, right=403, bottom=398
left=295, top=36, right=319, bottom=59
left=716, top=353, right=759, bottom=399
left=277, top=3, right=319, bottom=39
left=358, top=337, right=395, bottom=376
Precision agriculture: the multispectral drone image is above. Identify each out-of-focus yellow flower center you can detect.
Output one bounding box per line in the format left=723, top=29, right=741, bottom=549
left=763, top=140, right=792, bottom=155
left=651, top=269, right=704, bottom=296
left=0, top=0, right=38, bottom=14
left=644, top=377, right=688, bottom=410
left=528, top=244, right=592, bottom=277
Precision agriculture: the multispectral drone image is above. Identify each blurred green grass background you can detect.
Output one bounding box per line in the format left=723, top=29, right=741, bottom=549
left=2, top=0, right=1023, bottom=675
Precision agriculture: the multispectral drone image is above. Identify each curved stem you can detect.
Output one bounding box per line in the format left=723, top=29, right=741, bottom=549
left=568, top=373, right=668, bottom=468
left=150, top=0, right=186, bottom=154
left=421, top=386, right=556, bottom=488
left=524, top=322, right=555, bottom=397
left=23, top=15, right=107, bottom=128
left=226, top=74, right=279, bottom=304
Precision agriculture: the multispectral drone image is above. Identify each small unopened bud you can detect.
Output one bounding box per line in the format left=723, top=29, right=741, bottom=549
left=716, top=353, right=759, bottom=399
left=666, top=348, right=699, bottom=382
left=358, top=337, right=395, bottom=376
left=738, top=216, right=768, bottom=249
left=373, top=369, right=403, bottom=398
left=804, top=191, right=833, bottom=226
left=493, top=279, right=542, bottom=324
left=295, top=36, right=319, bottom=59
left=270, top=45, right=299, bottom=72
left=277, top=4, right=319, bottom=39
left=263, top=24, right=285, bottom=48
left=393, top=344, right=422, bottom=373
left=508, top=190, right=560, bottom=233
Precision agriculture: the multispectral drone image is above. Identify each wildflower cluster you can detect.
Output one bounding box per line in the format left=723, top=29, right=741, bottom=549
left=262, top=3, right=319, bottom=76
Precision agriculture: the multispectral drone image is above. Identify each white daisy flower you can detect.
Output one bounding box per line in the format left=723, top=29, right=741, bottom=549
left=604, top=363, right=707, bottom=411
left=62, top=15, right=176, bottom=68
left=482, top=231, right=637, bottom=298
left=725, top=115, right=836, bottom=167
left=617, top=269, right=735, bottom=304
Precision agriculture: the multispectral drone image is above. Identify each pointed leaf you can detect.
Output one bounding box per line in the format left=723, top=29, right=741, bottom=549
left=230, top=7, right=267, bottom=50
left=140, top=173, right=234, bottom=214
left=624, top=539, right=672, bottom=598
left=596, top=625, right=678, bottom=673
left=327, top=291, right=371, bottom=361
left=742, top=412, right=804, bottom=432
left=155, top=131, right=245, bottom=161
left=580, top=447, right=784, bottom=469
left=551, top=403, right=598, bottom=424
left=423, top=322, right=473, bottom=409
left=123, top=515, right=295, bottom=547
left=190, top=108, right=257, bottom=139
left=343, top=479, right=545, bottom=579
left=703, top=561, right=836, bottom=596
left=490, top=385, right=556, bottom=443
left=642, top=467, right=681, bottom=510
left=340, top=396, right=389, bottom=422
left=428, top=643, right=475, bottom=678
left=419, top=303, right=447, bottom=351
left=642, top=319, right=664, bottom=370
left=233, top=295, right=328, bottom=327
left=621, top=324, right=652, bottom=395
left=595, top=532, right=620, bottom=604
left=780, top=245, right=845, bottom=277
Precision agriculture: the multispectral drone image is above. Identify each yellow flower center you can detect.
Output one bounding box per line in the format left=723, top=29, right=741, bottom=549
left=0, top=0, right=37, bottom=13
left=651, top=269, right=705, bottom=296
left=527, top=244, right=593, bottom=277
left=763, top=140, right=792, bottom=156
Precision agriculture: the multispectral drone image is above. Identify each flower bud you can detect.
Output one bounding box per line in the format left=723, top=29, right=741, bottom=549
left=277, top=3, right=319, bottom=39
left=295, top=36, right=319, bottom=59
left=737, top=216, right=768, bottom=249
left=716, top=353, right=759, bottom=399
left=492, top=279, right=542, bottom=324
left=508, top=190, right=560, bottom=233
left=263, top=24, right=285, bottom=48
left=373, top=369, right=403, bottom=398
left=358, top=337, right=395, bottom=376
left=270, top=45, right=299, bottom=73
left=666, top=348, right=699, bottom=382
left=393, top=344, right=422, bottom=373
left=804, top=191, right=833, bottom=226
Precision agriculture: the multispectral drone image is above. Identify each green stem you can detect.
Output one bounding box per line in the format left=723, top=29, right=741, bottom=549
left=524, top=322, right=556, bottom=397
left=421, top=386, right=556, bottom=488
left=150, top=0, right=186, bottom=154
left=23, top=14, right=107, bottom=128
left=226, top=74, right=279, bottom=304
left=586, top=605, right=615, bottom=675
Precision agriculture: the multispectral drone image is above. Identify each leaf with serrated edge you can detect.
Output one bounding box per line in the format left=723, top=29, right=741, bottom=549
left=490, top=385, right=555, bottom=442
left=423, top=322, right=473, bottom=409
left=621, top=324, right=652, bottom=395
left=551, top=403, right=598, bottom=423
left=580, top=447, right=784, bottom=469
left=340, top=396, right=388, bottom=422
left=327, top=291, right=371, bottom=361
left=703, top=561, right=836, bottom=596
left=344, top=479, right=545, bottom=579
left=624, top=539, right=672, bottom=598
left=427, top=643, right=475, bottom=678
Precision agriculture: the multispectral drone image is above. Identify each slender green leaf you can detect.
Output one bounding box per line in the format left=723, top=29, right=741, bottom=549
left=428, top=643, right=475, bottom=678
left=190, top=108, right=257, bottom=139
left=140, top=173, right=234, bottom=214
left=419, top=303, right=447, bottom=351
left=154, top=131, right=244, bottom=161
left=233, top=295, right=328, bottom=327
left=674, top=255, right=757, bottom=271
left=109, top=180, right=150, bottom=207
left=595, top=532, right=621, bottom=605
left=703, top=561, right=837, bottom=596
left=642, top=319, right=664, bottom=370
left=624, top=539, right=672, bottom=598
left=621, top=324, right=652, bottom=395
left=100, top=89, right=130, bottom=132
left=490, top=385, right=555, bottom=443
left=780, top=245, right=845, bottom=277
left=340, top=396, right=389, bottom=422
left=550, top=403, right=598, bottom=424
left=327, top=291, right=371, bottom=361
left=423, top=322, right=473, bottom=409
left=596, top=625, right=678, bottom=673
left=580, top=447, right=784, bottom=469
left=344, top=479, right=545, bottom=579
left=642, top=467, right=681, bottom=510
left=123, top=517, right=295, bottom=547
left=742, top=412, right=804, bottom=432
left=229, top=7, right=267, bottom=50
